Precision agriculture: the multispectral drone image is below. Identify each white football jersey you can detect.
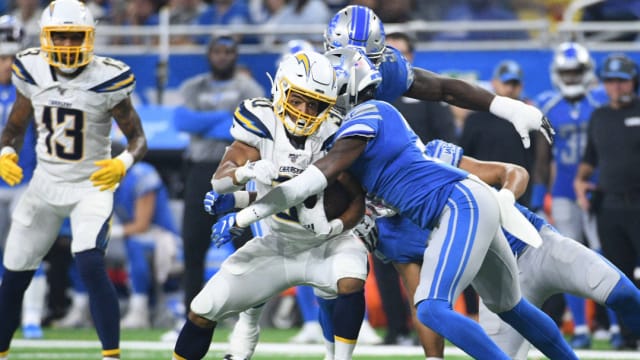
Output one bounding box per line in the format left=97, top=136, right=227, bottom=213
left=231, top=97, right=341, bottom=242
left=12, top=48, right=135, bottom=184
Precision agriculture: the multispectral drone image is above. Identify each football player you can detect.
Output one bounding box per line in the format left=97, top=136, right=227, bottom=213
left=171, top=50, right=369, bottom=360
left=532, top=42, right=616, bottom=349
left=324, top=5, right=554, bottom=148
left=0, top=1, right=147, bottom=359
left=375, top=139, right=640, bottom=360
left=227, top=6, right=555, bottom=356
left=212, top=47, right=578, bottom=360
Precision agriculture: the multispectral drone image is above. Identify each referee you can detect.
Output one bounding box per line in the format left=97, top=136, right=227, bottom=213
left=575, top=53, right=640, bottom=349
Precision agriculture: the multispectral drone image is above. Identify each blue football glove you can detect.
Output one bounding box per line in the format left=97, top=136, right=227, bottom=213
left=203, top=190, right=235, bottom=215
left=211, top=213, right=244, bottom=248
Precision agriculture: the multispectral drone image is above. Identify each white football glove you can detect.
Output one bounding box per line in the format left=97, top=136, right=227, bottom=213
left=234, top=160, right=279, bottom=185
left=489, top=96, right=555, bottom=148
left=297, top=195, right=344, bottom=240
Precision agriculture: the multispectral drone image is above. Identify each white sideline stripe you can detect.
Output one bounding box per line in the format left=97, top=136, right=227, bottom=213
left=11, top=340, right=640, bottom=359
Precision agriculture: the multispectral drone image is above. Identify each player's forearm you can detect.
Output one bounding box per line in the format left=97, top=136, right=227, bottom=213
left=499, top=164, right=529, bottom=200
left=443, top=80, right=494, bottom=111
left=1, top=94, right=32, bottom=151
left=235, top=165, right=328, bottom=227
left=0, top=121, right=26, bottom=151
left=112, top=99, right=148, bottom=161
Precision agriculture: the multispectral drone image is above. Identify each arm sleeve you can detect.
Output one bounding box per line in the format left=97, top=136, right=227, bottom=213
left=235, top=165, right=328, bottom=227
left=424, top=139, right=464, bottom=167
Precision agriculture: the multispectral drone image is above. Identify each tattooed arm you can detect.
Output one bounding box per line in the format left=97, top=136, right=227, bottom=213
left=111, top=97, right=147, bottom=161
left=0, top=91, right=33, bottom=151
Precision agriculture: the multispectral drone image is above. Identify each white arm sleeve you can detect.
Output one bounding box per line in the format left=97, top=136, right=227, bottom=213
left=211, top=175, right=244, bottom=193
left=235, top=165, right=328, bottom=227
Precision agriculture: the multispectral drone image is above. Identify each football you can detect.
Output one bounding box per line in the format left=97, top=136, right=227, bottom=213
left=302, top=181, right=351, bottom=220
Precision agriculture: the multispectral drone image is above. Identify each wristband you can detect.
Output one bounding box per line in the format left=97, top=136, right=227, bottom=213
left=1, top=146, right=16, bottom=156
left=116, top=150, right=135, bottom=170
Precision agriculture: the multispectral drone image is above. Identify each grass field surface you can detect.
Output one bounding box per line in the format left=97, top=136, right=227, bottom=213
left=6, top=327, right=640, bottom=360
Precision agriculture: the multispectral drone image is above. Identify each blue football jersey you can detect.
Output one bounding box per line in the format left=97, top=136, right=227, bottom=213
left=0, top=83, right=36, bottom=188
left=536, top=88, right=607, bottom=199
left=375, top=46, right=415, bottom=103
left=334, top=100, right=467, bottom=230
left=114, top=162, right=178, bottom=235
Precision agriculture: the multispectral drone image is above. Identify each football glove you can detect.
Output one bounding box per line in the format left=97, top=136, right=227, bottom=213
left=0, top=152, right=23, bottom=186
left=490, top=96, right=555, bottom=148
left=203, top=190, right=236, bottom=215
left=90, top=158, right=127, bottom=191
left=234, top=160, right=279, bottom=185
left=211, top=213, right=244, bottom=248
left=353, top=214, right=378, bottom=252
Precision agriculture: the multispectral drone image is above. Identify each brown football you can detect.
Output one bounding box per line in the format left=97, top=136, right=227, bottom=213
left=302, top=181, right=351, bottom=220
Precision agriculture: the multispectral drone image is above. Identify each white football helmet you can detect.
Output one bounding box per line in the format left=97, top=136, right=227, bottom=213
left=39, top=0, right=95, bottom=72
left=550, top=42, right=595, bottom=98
left=326, top=47, right=382, bottom=114
left=0, top=15, right=24, bottom=56
left=324, top=5, right=386, bottom=65
left=271, top=50, right=338, bottom=136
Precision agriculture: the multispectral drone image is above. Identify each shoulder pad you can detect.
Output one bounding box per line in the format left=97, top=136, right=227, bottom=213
left=232, top=98, right=274, bottom=140
left=88, top=56, right=135, bottom=93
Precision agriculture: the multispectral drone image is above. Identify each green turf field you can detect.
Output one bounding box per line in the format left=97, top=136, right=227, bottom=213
left=7, top=327, right=640, bottom=360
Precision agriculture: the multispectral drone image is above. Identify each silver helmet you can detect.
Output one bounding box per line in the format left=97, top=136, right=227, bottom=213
left=550, top=42, right=595, bottom=98
left=0, top=15, right=24, bottom=56
left=324, top=5, right=386, bottom=65
left=325, top=47, right=382, bottom=114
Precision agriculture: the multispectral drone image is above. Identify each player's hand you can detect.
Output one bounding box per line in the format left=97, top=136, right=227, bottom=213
left=234, top=160, right=279, bottom=185
left=203, top=190, right=235, bottom=215
left=353, top=214, right=378, bottom=252
left=90, top=158, right=127, bottom=191
left=0, top=152, right=23, bottom=186
left=211, top=213, right=244, bottom=247
left=490, top=96, right=555, bottom=148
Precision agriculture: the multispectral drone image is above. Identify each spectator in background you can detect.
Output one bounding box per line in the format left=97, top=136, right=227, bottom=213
left=111, top=0, right=160, bottom=45
left=377, top=0, right=415, bottom=24
left=581, top=0, right=640, bottom=42
left=194, top=0, right=253, bottom=45
left=172, top=35, right=264, bottom=320
left=387, top=32, right=457, bottom=143
left=260, top=0, right=331, bottom=47
left=167, top=0, right=207, bottom=45
left=575, top=53, right=640, bottom=350
left=532, top=42, right=615, bottom=349
left=434, top=0, right=529, bottom=41
left=459, top=59, right=536, bottom=207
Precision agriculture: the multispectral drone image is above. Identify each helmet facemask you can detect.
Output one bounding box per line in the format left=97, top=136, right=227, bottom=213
left=271, top=52, right=338, bottom=137
left=39, top=0, right=96, bottom=73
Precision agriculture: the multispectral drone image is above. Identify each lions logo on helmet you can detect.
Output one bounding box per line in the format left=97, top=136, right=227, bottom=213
left=550, top=42, right=595, bottom=99
left=326, top=47, right=382, bottom=114
left=324, top=5, right=386, bottom=65
left=0, top=15, right=24, bottom=56
left=271, top=50, right=338, bottom=136
left=39, top=0, right=95, bottom=72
